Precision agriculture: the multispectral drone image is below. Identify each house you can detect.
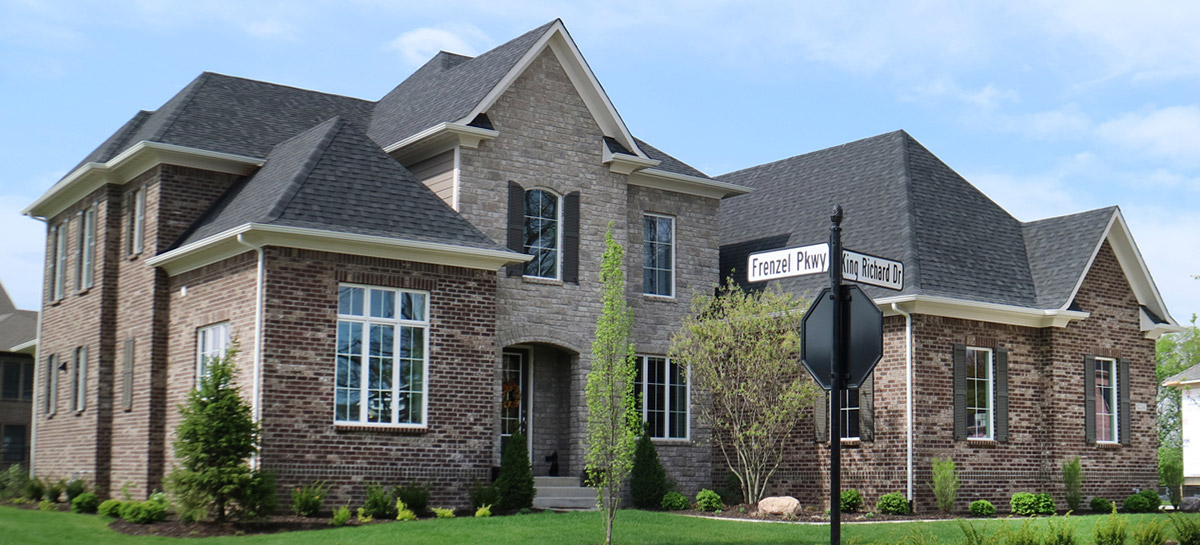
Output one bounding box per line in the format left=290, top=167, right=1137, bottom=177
left=0, top=281, right=38, bottom=471
left=718, top=130, right=1182, bottom=510
left=23, top=20, right=745, bottom=506
left=1163, top=361, right=1200, bottom=492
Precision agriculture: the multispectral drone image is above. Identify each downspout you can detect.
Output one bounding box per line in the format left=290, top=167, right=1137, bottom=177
left=236, top=234, right=265, bottom=469
left=892, top=303, right=913, bottom=503
left=29, top=218, right=47, bottom=478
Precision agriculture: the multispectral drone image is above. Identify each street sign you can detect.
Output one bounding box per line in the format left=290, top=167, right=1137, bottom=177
left=842, top=249, right=904, bottom=291
left=747, top=244, right=904, bottom=291
left=799, top=284, right=884, bottom=390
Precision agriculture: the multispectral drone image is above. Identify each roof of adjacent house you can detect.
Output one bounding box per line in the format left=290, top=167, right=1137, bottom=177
left=717, top=130, right=1124, bottom=311
left=1165, top=363, right=1200, bottom=386
left=0, top=282, right=37, bottom=352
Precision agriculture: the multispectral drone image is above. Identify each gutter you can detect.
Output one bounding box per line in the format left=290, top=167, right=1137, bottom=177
left=236, top=234, right=266, bottom=469
left=892, top=302, right=914, bottom=504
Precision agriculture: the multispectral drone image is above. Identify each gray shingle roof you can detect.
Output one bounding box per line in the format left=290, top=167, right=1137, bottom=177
left=177, top=117, right=504, bottom=253
left=718, top=130, right=1117, bottom=309
left=1166, top=363, right=1200, bottom=386
left=634, top=138, right=710, bottom=179
left=0, top=282, right=37, bottom=351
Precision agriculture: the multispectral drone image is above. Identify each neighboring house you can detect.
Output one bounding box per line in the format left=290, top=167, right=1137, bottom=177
left=0, top=281, right=38, bottom=470
left=1164, top=365, right=1200, bottom=491
left=718, top=130, right=1182, bottom=510
left=24, top=20, right=745, bottom=505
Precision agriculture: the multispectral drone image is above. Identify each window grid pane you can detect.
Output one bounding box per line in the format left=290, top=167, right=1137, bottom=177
left=523, top=190, right=559, bottom=279
left=966, top=348, right=991, bottom=439
left=635, top=356, right=687, bottom=439
left=335, top=285, right=428, bottom=427
left=1096, top=358, right=1116, bottom=442
left=840, top=389, right=861, bottom=439
left=642, top=215, right=674, bottom=296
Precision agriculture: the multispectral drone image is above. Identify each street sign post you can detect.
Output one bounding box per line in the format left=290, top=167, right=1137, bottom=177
left=842, top=249, right=904, bottom=291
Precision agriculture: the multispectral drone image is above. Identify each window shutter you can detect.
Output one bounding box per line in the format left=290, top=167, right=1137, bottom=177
left=814, top=391, right=827, bottom=442
left=44, top=356, right=54, bottom=415
left=1118, top=357, right=1131, bottom=445
left=1084, top=354, right=1096, bottom=444
left=860, top=374, right=875, bottom=442
left=995, top=347, right=1009, bottom=443
left=68, top=350, right=78, bottom=412
left=47, top=355, right=57, bottom=417
left=953, top=343, right=966, bottom=441
left=562, top=191, right=580, bottom=284
left=78, top=346, right=87, bottom=412
left=122, top=339, right=134, bottom=411
left=505, top=181, right=525, bottom=277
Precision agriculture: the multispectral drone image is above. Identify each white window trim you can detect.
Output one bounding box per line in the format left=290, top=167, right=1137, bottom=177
left=131, top=187, right=146, bottom=256
left=53, top=223, right=68, bottom=301
left=636, top=355, right=690, bottom=440
left=522, top=188, right=563, bottom=281
left=334, top=283, right=431, bottom=429
left=642, top=213, right=676, bottom=298
left=831, top=388, right=861, bottom=441
left=81, top=205, right=96, bottom=290
left=966, top=346, right=994, bottom=440
left=196, top=322, right=231, bottom=385
left=1095, top=356, right=1119, bottom=444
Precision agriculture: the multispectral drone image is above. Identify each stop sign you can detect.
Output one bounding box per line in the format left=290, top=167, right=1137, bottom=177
left=800, top=284, right=883, bottom=390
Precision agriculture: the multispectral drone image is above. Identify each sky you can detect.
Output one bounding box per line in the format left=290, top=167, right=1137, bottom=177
left=0, top=0, right=1197, bottom=324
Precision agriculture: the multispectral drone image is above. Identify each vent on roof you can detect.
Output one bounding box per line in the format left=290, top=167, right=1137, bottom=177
left=468, top=113, right=494, bottom=130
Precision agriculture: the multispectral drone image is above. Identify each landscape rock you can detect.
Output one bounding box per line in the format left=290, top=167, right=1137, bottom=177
left=1181, top=496, right=1200, bottom=512
left=758, top=496, right=801, bottom=516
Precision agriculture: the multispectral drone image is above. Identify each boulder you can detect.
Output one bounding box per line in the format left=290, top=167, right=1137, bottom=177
left=1181, top=496, right=1200, bottom=512
left=758, top=496, right=801, bottom=516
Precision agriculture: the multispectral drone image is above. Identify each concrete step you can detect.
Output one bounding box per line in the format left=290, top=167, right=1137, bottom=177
left=533, top=495, right=596, bottom=510
left=536, top=486, right=596, bottom=499
left=534, top=476, right=580, bottom=488
left=533, top=475, right=597, bottom=511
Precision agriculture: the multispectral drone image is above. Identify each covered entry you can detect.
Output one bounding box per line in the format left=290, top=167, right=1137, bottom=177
left=500, top=343, right=576, bottom=477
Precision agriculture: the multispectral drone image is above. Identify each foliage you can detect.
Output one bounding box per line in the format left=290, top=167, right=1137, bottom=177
left=715, top=471, right=744, bottom=506
left=360, top=482, right=396, bottom=519
left=474, top=504, right=492, bottom=517
left=905, top=526, right=939, bottom=545
left=957, top=520, right=995, bottom=545
left=841, top=488, right=863, bottom=513
left=166, top=346, right=274, bottom=522
left=877, top=492, right=910, bottom=515
left=24, top=476, right=45, bottom=501
left=329, top=505, right=351, bottom=527
left=1157, top=314, right=1198, bottom=452
left=1063, top=456, right=1083, bottom=511
left=355, top=507, right=372, bottom=523
left=44, top=478, right=64, bottom=502
left=468, top=481, right=501, bottom=510
left=585, top=227, right=640, bottom=545
left=290, top=481, right=327, bottom=517
left=64, top=479, right=87, bottom=503
left=669, top=278, right=816, bottom=505
left=1091, top=497, right=1115, bottom=513
left=1123, top=490, right=1160, bottom=513
left=395, top=499, right=417, bottom=521
left=661, top=491, right=690, bottom=511
left=97, top=499, right=123, bottom=518
left=395, top=483, right=430, bottom=516
left=931, top=457, right=959, bottom=513
left=1094, top=506, right=1129, bottom=545
left=969, top=499, right=996, bottom=517
left=0, top=465, right=29, bottom=500
left=1000, top=518, right=1042, bottom=545
left=1045, top=513, right=1079, bottom=545
left=695, top=489, right=724, bottom=512
left=630, top=428, right=671, bottom=509
left=1131, top=517, right=1168, bottom=545
left=432, top=507, right=455, bottom=519
left=496, top=432, right=535, bottom=510
left=1171, top=513, right=1200, bottom=545
left=70, top=492, right=100, bottom=514
left=1010, top=492, right=1055, bottom=516
left=1161, top=453, right=1184, bottom=509
left=38, top=499, right=57, bottom=512
left=118, top=497, right=168, bottom=524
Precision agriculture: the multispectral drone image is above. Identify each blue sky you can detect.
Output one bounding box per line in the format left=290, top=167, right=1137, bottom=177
left=1, top=1, right=1197, bottom=323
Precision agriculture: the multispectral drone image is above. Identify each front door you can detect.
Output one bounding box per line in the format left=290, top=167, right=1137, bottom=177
left=500, top=350, right=530, bottom=454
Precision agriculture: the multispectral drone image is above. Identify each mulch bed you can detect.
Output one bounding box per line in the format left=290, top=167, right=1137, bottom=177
left=109, top=515, right=339, bottom=538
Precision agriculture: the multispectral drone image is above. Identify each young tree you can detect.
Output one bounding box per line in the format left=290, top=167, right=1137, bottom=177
left=629, top=424, right=671, bottom=509
left=585, top=227, right=640, bottom=545
left=670, top=279, right=818, bottom=504
left=495, top=431, right=535, bottom=510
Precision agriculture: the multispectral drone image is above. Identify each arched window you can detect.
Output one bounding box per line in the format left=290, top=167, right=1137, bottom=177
left=523, top=189, right=561, bottom=279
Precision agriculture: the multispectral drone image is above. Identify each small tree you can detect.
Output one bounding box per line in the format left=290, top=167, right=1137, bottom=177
left=1063, top=456, right=1083, bottom=511
left=585, top=227, right=640, bottom=545
left=1162, top=452, right=1184, bottom=509
left=930, top=457, right=959, bottom=513
left=166, top=346, right=271, bottom=522
left=669, top=279, right=817, bottom=504
left=495, top=432, right=535, bottom=510
left=629, top=424, right=671, bottom=509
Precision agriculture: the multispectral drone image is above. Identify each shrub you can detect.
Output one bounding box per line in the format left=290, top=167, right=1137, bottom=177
left=630, top=429, right=671, bottom=509
left=1123, top=490, right=1159, bottom=513
left=1094, top=506, right=1128, bottom=545
left=877, top=492, right=910, bottom=515
left=1162, top=456, right=1184, bottom=509
left=329, top=505, right=351, bottom=527
left=23, top=476, right=44, bottom=501
left=1170, top=513, right=1200, bottom=545
left=360, top=482, right=395, bottom=519
left=71, top=492, right=100, bottom=514
left=716, top=471, right=744, bottom=506
left=290, top=481, right=327, bottom=517
left=840, top=489, right=863, bottom=512
left=1045, top=513, right=1079, bottom=545
left=1010, top=492, right=1055, bottom=516
left=64, top=479, right=87, bottom=503
left=44, top=478, right=65, bottom=502
left=97, top=499, right=123, bottom=518
left=394, top=483, right=430, bottom=516
left=957, top=519, right=994, bottom=545
left=38, top=499, right=56, bottom=512
left=696, top=489, right=723, bottom=512
left=1131, top=517, right=1168, bottom=545
left=474, top=504, right=492, bottom=518
left=969, top=499, right=995, bottom=517
left=432, top=507, right=455, bottom=519
left=395, top=499, right=417, bottom=521
left=495, top=432, right=535, bottom=510
left=931, top=457, right=960, bottom=513
left=1091, top=496, right=1114, bottom=513
left=469, top=481, right=501, bottom=510
left=1062, top=456, right=1083, bottom=511
left=241, top=472, right=277, bottom=518
left=119, top=500, right=168, bottom=524
left=661, top=491, right=689, bottom=511
left=355, top=507, right=372, bottom=523
left=0, top=465, right=29, bottom=500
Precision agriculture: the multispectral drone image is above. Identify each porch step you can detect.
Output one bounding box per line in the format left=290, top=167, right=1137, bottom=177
left=534, top=476, right=581, bottom=488
left=533, top=476, right=597, bottom=511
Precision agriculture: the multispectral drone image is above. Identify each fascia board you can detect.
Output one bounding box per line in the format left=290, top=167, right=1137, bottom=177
left=383, top=123, right=498, bottom=163
left=9, top=338, right=37, bottom=354
left=148, top=223, right=531, bottom=276
left=628, top=168, right=753, bottom=199
left=602, top=144, right=660, bottom=175
left=879, top=295, right=1090, bottom=328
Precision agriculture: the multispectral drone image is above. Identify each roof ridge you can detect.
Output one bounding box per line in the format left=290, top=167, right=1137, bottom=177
left=898, top=131, right=922, bottom=293
left=263, top=117, right=348, bottom=225
left=150, top=73, right=214, bottom=146
left=717, top=130, right=908, bottom=178
left=200, top=71, right=375, bottom=104
left=1022, top=205, right=1119, bottom=227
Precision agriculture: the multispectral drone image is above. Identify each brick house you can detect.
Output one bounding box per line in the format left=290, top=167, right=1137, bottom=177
left=719, top=130, right=1183, bottom=511
left=0, top=281, right=37, bottom=470
left=23, top=20, right=745, bottom=506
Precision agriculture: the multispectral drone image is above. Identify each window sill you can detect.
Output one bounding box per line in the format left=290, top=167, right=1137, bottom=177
left=522, top=276, right=563, bottom=286
left=841, top=438, right=861, bottom=448
left=967, top=438, right=997, bottom=448
left=650, top=438, right=692, bottom=445
left=335, top=424, right=429, bottom=435
left=642, top=294, right=676, bottom=303
left=74, top=287, right=92, bottom=297
left=1096, top=442, right=1122, bottom=450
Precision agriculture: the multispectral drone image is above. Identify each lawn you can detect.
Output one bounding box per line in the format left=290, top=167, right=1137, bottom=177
left=0, top=505, right=1185, bottom=545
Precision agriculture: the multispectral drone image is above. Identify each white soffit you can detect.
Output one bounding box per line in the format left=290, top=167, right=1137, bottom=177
left=880, top=294, right=1090, bottom=329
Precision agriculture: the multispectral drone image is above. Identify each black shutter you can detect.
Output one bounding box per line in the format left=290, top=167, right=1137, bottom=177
left=122, top=339, right=135, bottom=411
left=814, top=392, right=827, bottom=442
left=562, top=192, right=580, bottom=284
left=995, top=347, right=1009, bottom=443
left=1084, top=354, right=1096, bottom=444
left=505, top=181, right=525, bottom=277
left=1118, top=357, right=1131, bottom=446
left=860, top=374, right=874, bottom=442
left=953, top=343, right=966, bottom=441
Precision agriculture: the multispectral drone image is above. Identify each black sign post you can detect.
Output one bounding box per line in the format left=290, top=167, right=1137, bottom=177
left=828, top=205, right=844, bottom=545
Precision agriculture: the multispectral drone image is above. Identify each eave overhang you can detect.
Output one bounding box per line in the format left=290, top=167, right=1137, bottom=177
left=628, top=168, right=752, bottom=199
left=602, top=145, right=659, bottom=175
left=9, top=338, right=37, bottom=355
left=880, top=294, right=1091, bottom=329
left=383, top=122, right=499, bottom=165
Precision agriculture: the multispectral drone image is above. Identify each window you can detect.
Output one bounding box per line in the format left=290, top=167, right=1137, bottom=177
left=2, top=425, right=25, bottom=462
left=335, top=285, right=429, bottom=427
left=837, top=389, right=861, bottom=439
left=634, top=356, right=688, bottom=439
left=52, top=223, right=68, bottom=301
left=121, top=339, right=135, bottom=411
left=1095, top=357, right=1118, bottom=443
left=1, top=361, right=25, bottom=400
left=76, top=206, right=96, bottom=290
left=130, top=187, right=146, bottom=255
left=643, top=214, right=675, bottom=297
left=71, top=346, right=87, bottom=412
left=44, top=355, right=57, bottom=416
left=966, top=347, right=993, bottom=439
left=523, top=189, right=560, bottom=279
left=196, top=322, right=231, bottom=381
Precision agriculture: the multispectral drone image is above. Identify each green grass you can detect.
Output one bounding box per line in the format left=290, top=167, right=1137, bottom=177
left=0, top=505, right=1186, bottom=544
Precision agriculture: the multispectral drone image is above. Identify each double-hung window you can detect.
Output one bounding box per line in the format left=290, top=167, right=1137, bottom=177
left=837, top=389, right=861, bottom=439
left=2, top=425, right=25, bottom=462
left=643, top=214, right=674, bottom=297
left=196, top=322, right=231, bottom=381
left=966, top=347, right=993, bottom=439
left=634, top=356, right=688, bottom=439
left=52, top=223, right=68, bottom=301
left=335, top=285, right=429, bottom=427
left=523, top=189, right=560, bottom=279
left=1, top=361, right=33, bottom=401
left=76, top=206, right=96, bottom=290
left=1094, top=357, right=1118, bottom=443
left=130, top=187, right=146, bottom=256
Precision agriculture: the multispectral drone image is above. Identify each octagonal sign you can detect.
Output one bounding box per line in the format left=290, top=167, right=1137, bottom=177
left=800, top=285, right=883, bottom=390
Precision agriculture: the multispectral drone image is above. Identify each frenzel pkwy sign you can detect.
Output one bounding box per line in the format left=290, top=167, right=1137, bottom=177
left=747, top=243, right=904, bottom=291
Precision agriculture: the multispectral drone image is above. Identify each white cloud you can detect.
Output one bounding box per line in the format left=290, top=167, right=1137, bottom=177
left=1097, top=106, right=1200, bottom=165
left=384, top=23, right=491, bottom=66
left=904, top=79, right=1019, bottom=109
left=966, top=170, right=1080, bottom=222
left=0, top=194, right=46, bottom=310
left=1121, top=205, right=1200, bottom=323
